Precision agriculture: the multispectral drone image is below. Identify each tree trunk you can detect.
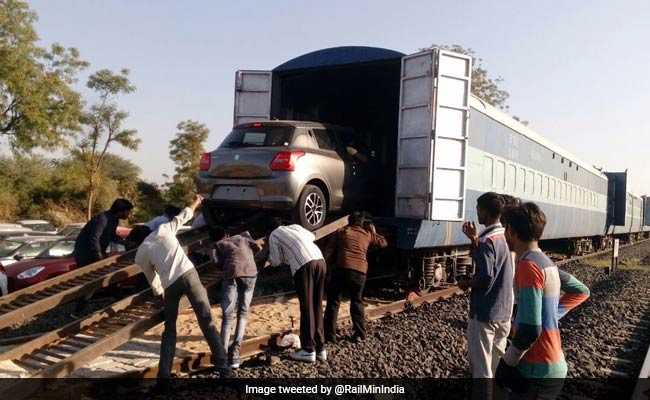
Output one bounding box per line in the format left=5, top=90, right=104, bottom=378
left=86, top=172, right=95, bottom=221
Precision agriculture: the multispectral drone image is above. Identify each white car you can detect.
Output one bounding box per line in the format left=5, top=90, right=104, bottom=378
left=17, top=220, right=58, bottom=235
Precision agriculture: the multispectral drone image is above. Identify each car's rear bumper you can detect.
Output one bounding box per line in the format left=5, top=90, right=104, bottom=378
left=197, top=174, right=301, bottom=210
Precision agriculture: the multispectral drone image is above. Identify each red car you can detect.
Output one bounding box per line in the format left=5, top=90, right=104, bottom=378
left=2, top=238, right=77, bottom=292
left=0, top=228, right=133, bottom=295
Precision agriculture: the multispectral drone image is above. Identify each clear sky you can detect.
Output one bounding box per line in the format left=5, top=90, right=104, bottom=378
left=25, top=0, right=650, bottom=194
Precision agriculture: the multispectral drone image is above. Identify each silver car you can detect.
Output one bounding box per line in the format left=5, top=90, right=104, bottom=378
left=197, top=121, right=370, bottom=230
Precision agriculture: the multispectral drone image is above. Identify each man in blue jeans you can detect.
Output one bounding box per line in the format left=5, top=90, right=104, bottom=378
left=212, top=229, right=261, bottom=369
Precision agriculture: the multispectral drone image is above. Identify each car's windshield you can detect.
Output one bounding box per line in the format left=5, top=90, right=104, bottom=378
left=20, top=241, right=52, bottom=257
left=220, top=126, right=294, bottom=148
left=59, top=226, right=82, bottom=237
left=0, top=240, right=22, bottom=257
left=28, top=223, right=55, bottom=232
left=38, top=240, right=75, bottom=258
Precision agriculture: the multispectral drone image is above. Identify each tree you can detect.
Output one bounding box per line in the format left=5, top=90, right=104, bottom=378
left=134, top=181, right=165, bottom=222
left=0, top=153, right=143, bottom=224
left=424, top=44, right=510, bottom=110
left=165, top=120, right=209, bottom=205
left=76, top=69, right=140, bottom=220
left=0, top=0, right=88, bottom=151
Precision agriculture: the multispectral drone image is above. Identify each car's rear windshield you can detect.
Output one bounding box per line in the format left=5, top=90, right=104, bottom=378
left=220, top=126, right=295, bottom=148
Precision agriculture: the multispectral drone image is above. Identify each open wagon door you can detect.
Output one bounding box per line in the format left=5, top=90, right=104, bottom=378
left=395, top=49, right=472, bottom=220
left=233, top=70, right=272, bottom=126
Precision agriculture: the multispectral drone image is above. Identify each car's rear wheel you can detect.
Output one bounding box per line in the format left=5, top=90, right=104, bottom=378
left=294, top=185, right=327, bottom=230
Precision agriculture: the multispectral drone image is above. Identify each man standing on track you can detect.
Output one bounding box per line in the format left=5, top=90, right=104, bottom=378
left=212, top=229, right=261, bottom=369
left=497, top=202, right=590, bottom=399
left=324, top=211, right=387, bottom=343
left=71, top=198, right=133, bottom=317
left=460, top=192, right=514, bottom=386
left=266, top=218, right=327, bottom=363
left=73, top=198, right=133, bottom=268
left=135, top=194, right=230, bottom=380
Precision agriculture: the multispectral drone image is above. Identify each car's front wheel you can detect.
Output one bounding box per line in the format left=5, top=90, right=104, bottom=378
left=294, top=184, right=327, bottom=230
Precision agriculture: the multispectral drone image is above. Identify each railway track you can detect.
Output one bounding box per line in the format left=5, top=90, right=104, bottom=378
left=0, top=226, right=209, bottom=331
left=0, top=216, right=349, bottom=399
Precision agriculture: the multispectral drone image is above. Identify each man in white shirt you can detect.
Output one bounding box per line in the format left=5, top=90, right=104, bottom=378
left=267, top=218, right=327, bottom=363
left=135, top=195, right=229, bottom=378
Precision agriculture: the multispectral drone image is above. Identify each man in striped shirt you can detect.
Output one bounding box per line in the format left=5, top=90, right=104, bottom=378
left=498, top=202, right=590, bottom=398
left=267, top=218, right=327, bottom=363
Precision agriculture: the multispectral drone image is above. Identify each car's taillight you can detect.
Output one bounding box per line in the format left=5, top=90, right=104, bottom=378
left=199, top=153, right=211, bottom=171
left=270, top=151, right=305, bottom=171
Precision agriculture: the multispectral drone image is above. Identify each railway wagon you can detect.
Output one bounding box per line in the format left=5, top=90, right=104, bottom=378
left=214, top=46, right=647, bottom=287
left=605, top=172, right=650, bottom=240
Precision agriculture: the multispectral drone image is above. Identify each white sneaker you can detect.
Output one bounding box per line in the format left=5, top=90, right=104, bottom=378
left=290, top=349, right=316, bottom=363
left=316, top=349, right=327, bottom=361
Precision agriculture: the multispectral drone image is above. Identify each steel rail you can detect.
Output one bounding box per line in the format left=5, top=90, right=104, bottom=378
left=0, top=226, right=209, bottom=331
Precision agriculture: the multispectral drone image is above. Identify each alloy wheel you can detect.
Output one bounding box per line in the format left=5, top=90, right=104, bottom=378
left=304, top=192, right=324, bottom=227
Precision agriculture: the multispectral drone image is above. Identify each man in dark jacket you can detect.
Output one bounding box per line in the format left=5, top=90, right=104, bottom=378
left=212, top=229, right=261, bottom=369
left=74, top=199, right=133, bottom=268
left=324, top=212, right=387, bottom=342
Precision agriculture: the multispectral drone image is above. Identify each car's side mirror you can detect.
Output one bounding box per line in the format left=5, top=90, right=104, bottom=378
left=14, top=254, right=23, bottom=261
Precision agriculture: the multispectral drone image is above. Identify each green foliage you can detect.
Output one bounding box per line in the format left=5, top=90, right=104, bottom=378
left=133, top=181, right=165, bottom=222
left=0, top=153, right=149, bottom=224
left=0, top=0, right=88, bottom=151
left=76, top=68, right=140, bottom=219
left=165, top=120, right=209, bottom=205
left=424, top=44, right=510, bottom=110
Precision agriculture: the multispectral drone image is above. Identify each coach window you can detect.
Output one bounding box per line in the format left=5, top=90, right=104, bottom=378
left=526, top=170, right=534, bottom=195
left=483, top=156, right=494, bottom=189
left=517, top=168, right=525, bottom=193
left=507, top=164, right=516, bottom=192
left=495, top=160, right=505, bottom=190
left=535, top=174, right=542, bottom=197
left=579, top=189, right=582, bottom=205
left=561, top=183, right=566, bottom=202
left=551, top=179, right=556, bottom=200
left=571, top=186, right=576, bottom=204
left=542, top=177, right=549, bottom=199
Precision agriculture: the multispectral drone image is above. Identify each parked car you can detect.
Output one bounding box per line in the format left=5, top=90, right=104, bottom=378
left=1, top=238, right=77, bottom=293
left=0, top=236, right=64, bottom=267
left=17, top=220, right=58, bottom=235
left=0, top=223, right=23, bottom=230
left=197, top=121, right=371, bottom=230
left=1, top=229, right=134, bottom=294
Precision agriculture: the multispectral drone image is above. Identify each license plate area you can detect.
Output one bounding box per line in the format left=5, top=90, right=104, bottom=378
left=213, top=185, right=259, bottom=201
